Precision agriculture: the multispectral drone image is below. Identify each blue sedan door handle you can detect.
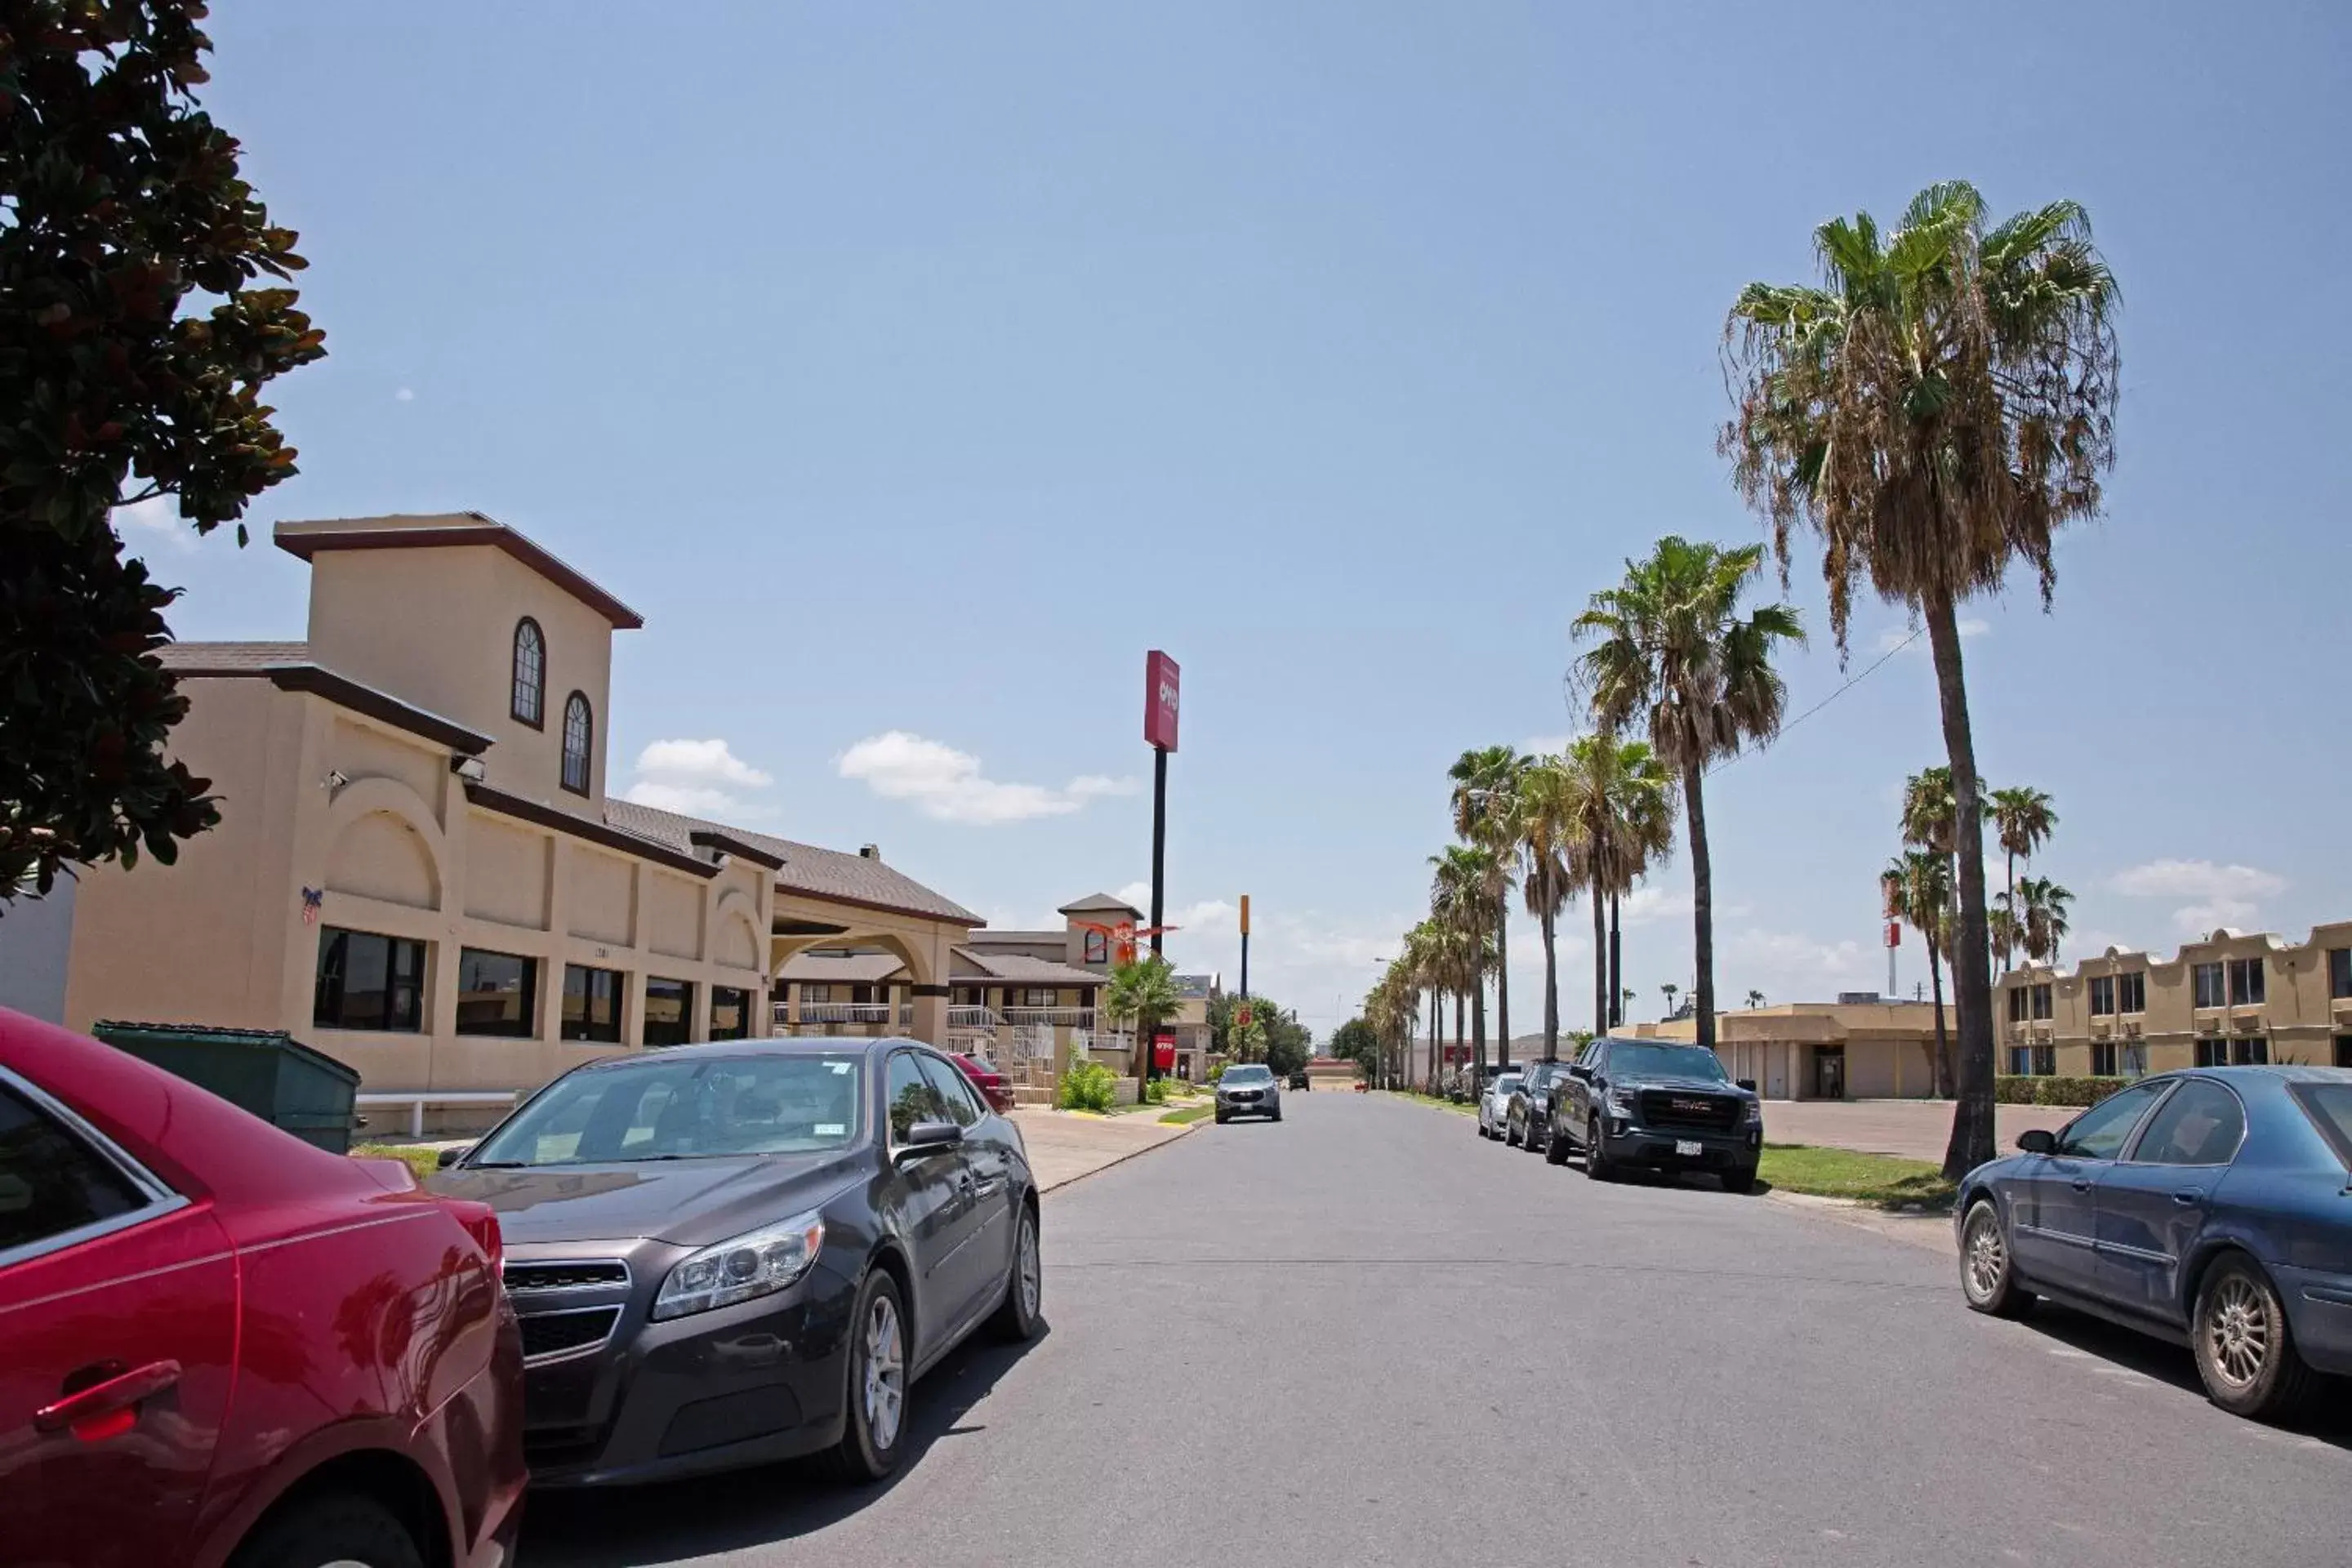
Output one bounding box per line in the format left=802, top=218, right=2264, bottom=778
left=2172, top=1189, right=2204, bottom=1206
left=2070, top=1178, right=2093, bottom=1192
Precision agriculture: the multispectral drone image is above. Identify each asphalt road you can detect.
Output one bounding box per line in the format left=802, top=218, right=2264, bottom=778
left=521, top=1091, right=2352, bottom=1568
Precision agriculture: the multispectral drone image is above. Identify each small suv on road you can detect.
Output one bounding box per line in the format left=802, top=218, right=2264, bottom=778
left=1215, top=1064, right=1282, bottom=1124
left=1552, top=1037, right=1763, bottom=1189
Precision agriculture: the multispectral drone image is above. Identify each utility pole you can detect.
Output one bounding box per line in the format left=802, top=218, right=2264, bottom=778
left=1238, top=894, right=1250, bottom=1001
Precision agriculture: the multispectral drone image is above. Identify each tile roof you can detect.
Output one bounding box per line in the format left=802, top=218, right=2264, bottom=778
left=965, top=929, right=1069, bottom=947
left=152, top=640, right=311, bottom=673
left=274, top=513, right=643, bottom=630
left=1058, top=892, right=1143, bottom=916
left=603, top=799, right=982, bottom=926
left=777, top=952, right=908, bottom=983
left=951, top=948, right=1106, bottom=987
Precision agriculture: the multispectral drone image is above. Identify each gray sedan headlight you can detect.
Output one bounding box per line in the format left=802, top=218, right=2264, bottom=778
left=653, top=1208, right=825, bottom=1321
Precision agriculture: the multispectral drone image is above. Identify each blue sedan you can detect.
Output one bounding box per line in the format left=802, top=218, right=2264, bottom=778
left=1954, top=1066, right=2352, bottom=1420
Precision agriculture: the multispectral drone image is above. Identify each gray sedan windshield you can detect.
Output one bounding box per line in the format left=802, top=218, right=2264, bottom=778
left=472, top=1054, right=865, bottom=1165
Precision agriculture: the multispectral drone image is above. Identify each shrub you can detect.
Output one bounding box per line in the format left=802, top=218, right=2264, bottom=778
left=1994, top=1075, right=2127, bottom=1107
left=1143, top=1076, right=1169, bottom=1105
left=1058, top=1058, right=1118, bottom=1113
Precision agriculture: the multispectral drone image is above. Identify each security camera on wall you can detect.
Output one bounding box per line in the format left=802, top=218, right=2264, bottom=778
left=451, top=756, right=488, bottom=782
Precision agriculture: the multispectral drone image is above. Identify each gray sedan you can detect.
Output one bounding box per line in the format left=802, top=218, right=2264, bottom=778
left=1214, top=1064, right=1283, bottom=1124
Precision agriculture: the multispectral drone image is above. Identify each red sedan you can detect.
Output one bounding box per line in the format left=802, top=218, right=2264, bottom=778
left=0, top=1009, right=527, bottom=1568
left=951, top=1051, right=1017, bottom=1114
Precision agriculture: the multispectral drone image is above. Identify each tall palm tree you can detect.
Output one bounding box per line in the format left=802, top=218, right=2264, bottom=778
left=1575, top=537, right=1805, bottom=1059
left=1508, top=753, right=1577, bottom=1061
left=1104, top=955, right=1182, bottom=1089
left=1726, top=180, right=2121, bottom=1178
left=1989, top=786, right=2058, bottom=970
left=1989, top=895, right=2025, bottom=979
left=1745, top=988, right=1766, bottom=1009
left=1660, top=982, right=1679, bottom=1016
left=1887, top=852, right=1956, bottom=1097
left=1432, top=844, right=1499, bottom=1085
left=1558, top=733, right=1676, bottom=1039
left=1450, top=746, right=1527, bottom=1069
left=2020, top=875, right=2073, bottom=967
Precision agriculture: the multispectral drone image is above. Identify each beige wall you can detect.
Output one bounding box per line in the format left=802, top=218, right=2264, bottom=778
left=305, top=545, right=616, bottom=815
left=67, top=679, right=775, bottom=1102
left=1643, top=1003, right=1954, bottom=1100
left=1998, top=924, right=2352, bottom=1076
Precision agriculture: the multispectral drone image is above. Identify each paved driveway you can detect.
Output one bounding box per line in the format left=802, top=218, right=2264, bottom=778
left=520, top=1091, right=2350, bottom=1568
left=1764, top=1098, right=2079, bottom=1162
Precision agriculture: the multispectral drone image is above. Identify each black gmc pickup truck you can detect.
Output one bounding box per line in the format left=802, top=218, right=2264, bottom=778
left=1548, top=1036, right=1764, bottom=1192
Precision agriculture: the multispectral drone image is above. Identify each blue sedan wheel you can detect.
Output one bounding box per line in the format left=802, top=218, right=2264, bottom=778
left=1958, top=1199, right=2034, bottom=1319
left=2192, top=1254, right=2319, bottom=1421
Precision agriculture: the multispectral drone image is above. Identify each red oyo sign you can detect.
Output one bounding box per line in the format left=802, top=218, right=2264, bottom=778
left=1153, top=1041, right=1176, bottom=1070
left=1885, top=920, right=1902, bottom=948
left=1144, top=650, right=1180, bottom=752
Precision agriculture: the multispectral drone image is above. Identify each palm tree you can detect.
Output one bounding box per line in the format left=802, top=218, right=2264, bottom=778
left=1450, top=746, right=1527, bottom=1069
left=1558, top=733, right=1677, bottom=1040
left=1575, top=537, right=1805, bottom=1059
left=1660, top=982, right=1679, bottom=1016
left=1432, top=841, right=1504, bottom=1084
left=1989, top=786, right=2058, bottom=970
left=1508, top=754, right=1577, bottom=1061
left=1726, top=180, right=2121, bottom=1178
left=1745, top=988, right=1766, bottom=1009
left=1989, top=895, right=2025, bottom=978
left=1887, top=852, right=1956, bottom=1097
left=1104, top=955, right=1182, bottom=1089
left=2020, top=875, right=2073, bottom=967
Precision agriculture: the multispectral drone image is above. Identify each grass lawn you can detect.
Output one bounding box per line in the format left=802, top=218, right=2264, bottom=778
left=1757, top=1143, right=1955, bottom=1211
left=1387, top=1089, right=1476, bottom=1116
left=1160, top=1103, right=1215, bottom=1125
left=353, top=1143, right=443, bottom=1182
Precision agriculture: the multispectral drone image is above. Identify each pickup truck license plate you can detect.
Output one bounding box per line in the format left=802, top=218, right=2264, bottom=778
left=1675, top=1139, right=1704, bottom=1157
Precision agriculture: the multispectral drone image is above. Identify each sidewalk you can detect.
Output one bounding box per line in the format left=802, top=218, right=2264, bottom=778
left=1009, top=1106, right=1196, bottom=1193
left=1763, top=1098, right=2076, bottom=1164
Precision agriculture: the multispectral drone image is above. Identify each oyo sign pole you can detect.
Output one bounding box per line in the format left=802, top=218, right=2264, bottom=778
left=1143, top=652, right=1179, bottom=1083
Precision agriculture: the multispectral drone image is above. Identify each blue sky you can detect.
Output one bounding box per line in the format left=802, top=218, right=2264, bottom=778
left=134, top=2, right=2351, bottom=1034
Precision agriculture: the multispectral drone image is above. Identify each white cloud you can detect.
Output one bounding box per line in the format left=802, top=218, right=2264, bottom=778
left=394, top=387, right=416, bottom=403
left=1110, top=881, right=1235, bottom=935
left=623, top=737, right=774, bottom=818
left=1727, top=927, right=1869, bottom=982
left=837, top=732, right=1137, bottom=825
left=113, top=493, right=194, bottom=555
left=1616, top=884, right=1691, bottom=927
left=1874, top=617, right=1988, bottom=656
left=2108, top=858, right=2284, bottom=938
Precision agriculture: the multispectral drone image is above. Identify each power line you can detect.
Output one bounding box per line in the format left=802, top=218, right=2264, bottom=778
left=1705, top=625, right=1923, bottom=778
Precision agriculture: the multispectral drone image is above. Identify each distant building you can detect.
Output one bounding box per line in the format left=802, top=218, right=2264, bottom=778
left=1994, top=924, right=2352, bottom=1079
left=1630, top=999, right=1956, bottom=1100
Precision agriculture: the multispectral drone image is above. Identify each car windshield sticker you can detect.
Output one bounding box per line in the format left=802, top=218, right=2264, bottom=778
left=816, top=1123, right=846, bottom=1135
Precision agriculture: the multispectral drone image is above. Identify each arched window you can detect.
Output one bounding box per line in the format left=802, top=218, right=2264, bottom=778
left=510, top=619, right=545, bottom=726
left=560, top=692, right=592, bottom=795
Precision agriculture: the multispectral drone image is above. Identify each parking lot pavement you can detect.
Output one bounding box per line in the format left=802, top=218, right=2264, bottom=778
left=1009, top=1106, right=1192, bottom=1192
left=1764, top=1098, right=2078, bottom=1162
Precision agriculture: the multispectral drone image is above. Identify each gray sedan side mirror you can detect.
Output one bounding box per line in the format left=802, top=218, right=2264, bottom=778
left=902, top=1120, right=964, bottom=1155
left=2017, top=1129, right=2057, bottom=1155
left=436, top=1146, right=471, bottom=1169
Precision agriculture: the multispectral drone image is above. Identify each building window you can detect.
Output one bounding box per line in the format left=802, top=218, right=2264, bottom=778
left=2336, top=1036, right=2352, bottom=1068
left=710, top=986, right=751, bottom=1040
left=2007, top=987, right=2029, bottom=1023
left=561, top=964, right=623, bottom=1044
left=2118, top=971, right=2145, bottom=1014
left=802, top=984, right=833, bottom=1005
left=560, top=692, right=592, bottom=795
left=1022, top=988, right=1058, bottom=1009
left=2330, top=949, right=2352, bottom=1000
left=511, top=618, right=545, bottom=726
left=2030, top=984, right=2052, bottom=1021
left=313, top=927, right=425, bottom=1032
left=2227, top=957, right=2265, bottom=1006
left=456, top=949, right=537, bottom=1037
left=952, top=986, right=982, bottom=1006
left=1083, top=930, right=1108, bottom=965
left=2090, top=1040, right=2118, bottom=1076
left=2232, top=1036, right=2270, bottom=1066
left=2192, top=962, right=2225, bottom=1009
left=2007, top=1045, right=2055, bottom=1076
left=2087, top=976, right=2115, bottom=1017
left=644, top=978, right=693, bottom=1047
left=2033, top=1045, right=2054, bottom=1076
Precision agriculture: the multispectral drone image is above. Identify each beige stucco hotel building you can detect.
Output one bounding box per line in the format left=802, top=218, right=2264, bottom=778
left=56, top=513, right=981, bottom=1118
left=1995, top=924, right=2352, bottom=1079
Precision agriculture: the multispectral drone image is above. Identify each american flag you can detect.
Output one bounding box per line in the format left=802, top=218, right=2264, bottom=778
left=301, top=887, right=323, bottom=925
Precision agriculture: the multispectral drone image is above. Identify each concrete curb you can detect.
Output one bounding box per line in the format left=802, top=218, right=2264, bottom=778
left=1036, top=1117, right=1198, bottom=1197
left=1763, top=1189, right=1958, bottom=1255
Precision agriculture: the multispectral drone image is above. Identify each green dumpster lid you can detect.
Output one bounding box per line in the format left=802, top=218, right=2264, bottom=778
left=91, top=1021, right=362, bottom=1085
